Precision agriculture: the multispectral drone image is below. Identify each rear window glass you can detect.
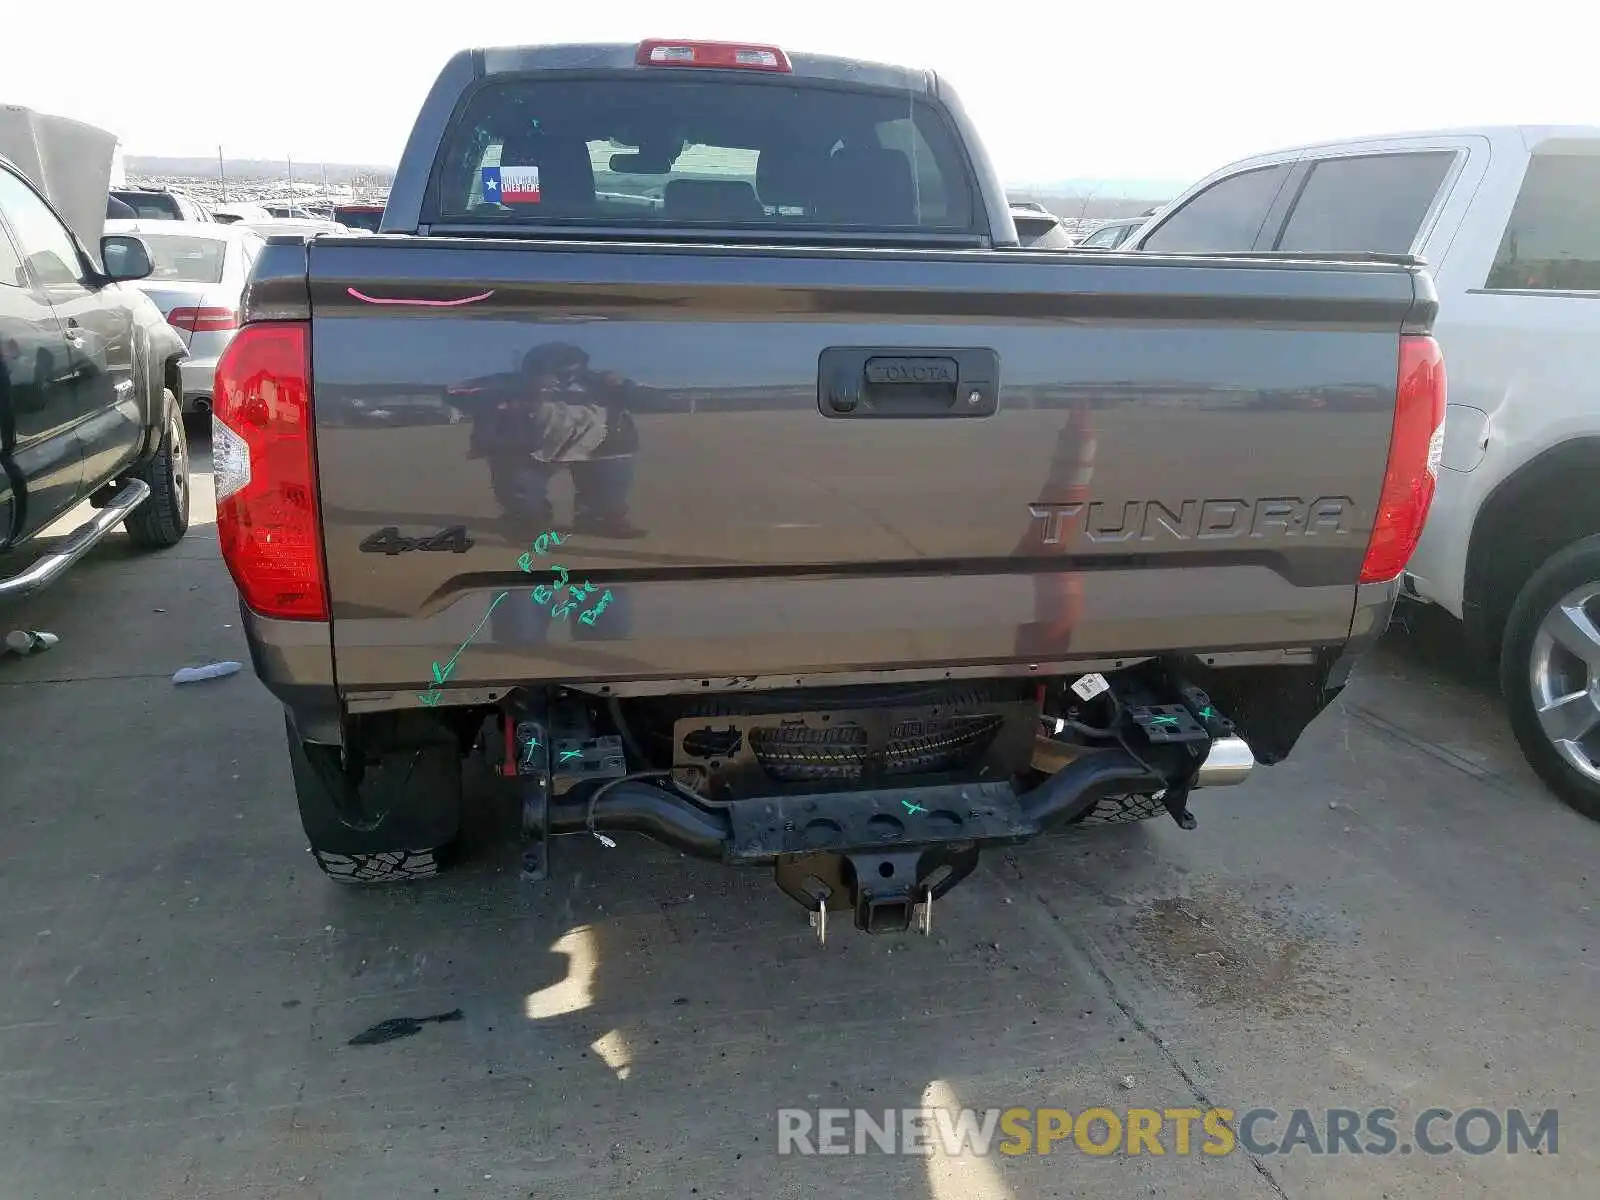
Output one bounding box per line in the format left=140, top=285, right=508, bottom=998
left=1140, top=164, right=1293, bottom=254
left=1275, top=152, right=1455, bottom=254
left=1080, top=222, right=1134, bottom=249
left=431, top=76, right=975, bottom=232
left=112, top=193, right=182, bottom=221
left=136, top=235, right=227, bottom=283
left=1485, top=153, right=1600, bottom=291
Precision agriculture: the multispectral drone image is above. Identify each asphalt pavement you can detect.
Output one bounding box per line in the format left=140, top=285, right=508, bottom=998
left=0, top=431, right=1595, bottom=1199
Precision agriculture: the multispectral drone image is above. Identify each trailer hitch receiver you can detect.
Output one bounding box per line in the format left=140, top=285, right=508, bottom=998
left=775, top=844, right=979, bottom=935
left=851, top=851, right=922, bottom=934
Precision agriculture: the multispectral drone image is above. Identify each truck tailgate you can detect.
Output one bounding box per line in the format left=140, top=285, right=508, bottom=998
left=307, top=240, right=1419, bottom=697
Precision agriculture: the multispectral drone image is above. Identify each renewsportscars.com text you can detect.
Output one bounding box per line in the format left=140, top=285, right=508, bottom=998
left=777, top=1106, right=1558, bottom=1157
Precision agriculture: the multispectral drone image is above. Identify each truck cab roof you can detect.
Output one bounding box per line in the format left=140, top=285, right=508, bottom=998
left=384, top=38, right=1017, bottom=248
left=1231, top=124, right=1600, bottom=166
left=469, top=41, right=939, bottom=95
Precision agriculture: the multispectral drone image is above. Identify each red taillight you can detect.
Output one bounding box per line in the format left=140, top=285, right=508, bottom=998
left=636, top=39, right=792, bottom=72
left=212, top=321, right=328, bottom=620
left=169, top=306, right=239, bottom=333
left=1359, top=334, right=1447, bottom=584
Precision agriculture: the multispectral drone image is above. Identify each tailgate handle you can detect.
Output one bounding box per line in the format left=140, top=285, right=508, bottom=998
left=819, top=347, right=1000, bottom=419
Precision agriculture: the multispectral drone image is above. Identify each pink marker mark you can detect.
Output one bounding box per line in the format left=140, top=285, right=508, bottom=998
left=346, top=287, right=495, bottom=308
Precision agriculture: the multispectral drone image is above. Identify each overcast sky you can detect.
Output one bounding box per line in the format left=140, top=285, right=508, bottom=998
left=8, top=0, right=1595, bottom=186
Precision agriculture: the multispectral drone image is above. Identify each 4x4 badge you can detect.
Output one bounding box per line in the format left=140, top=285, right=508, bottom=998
left=358, top=525, right=474, bottom=555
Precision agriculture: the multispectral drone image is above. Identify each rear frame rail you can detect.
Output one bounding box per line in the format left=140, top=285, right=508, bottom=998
left=501, top=675, right=1253, bottom=940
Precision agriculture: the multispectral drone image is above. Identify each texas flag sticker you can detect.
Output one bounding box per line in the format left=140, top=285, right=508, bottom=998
left=482, top=165, right=541, bottom=204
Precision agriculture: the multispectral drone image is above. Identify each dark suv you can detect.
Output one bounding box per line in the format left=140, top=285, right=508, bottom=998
left=332, top=204, right=385, bottom=232
left=109, top=188, right=211, bottom=222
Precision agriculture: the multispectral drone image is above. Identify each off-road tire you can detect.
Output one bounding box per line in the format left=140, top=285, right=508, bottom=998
left=311, top=849, right=443, bottom=883
left=123, top=393, right=190, bottom=548
left=1500, top=536, right=1600, bottom=822
left=1073, top=792, right=1167, bottom=825
left=285, top=715, right=463, bottom=884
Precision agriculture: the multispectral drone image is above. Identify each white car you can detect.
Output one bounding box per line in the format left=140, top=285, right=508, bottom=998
left=211, top=202, right=274, bottom=225
left=1076, top=216, right=1147, bottom=250
left=103, top=219, right=265, bottom=413
left=257, top=199, right=323, bottom=219
left=1007, top=204, right=1075, bottom=250
left=242, top=217, right=363, bottom=239
left=1127, top=126, right=1600, bottom=818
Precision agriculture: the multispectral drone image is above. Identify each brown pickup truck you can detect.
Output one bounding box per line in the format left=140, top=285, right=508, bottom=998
left=217, top=39, right=1446, bottom=939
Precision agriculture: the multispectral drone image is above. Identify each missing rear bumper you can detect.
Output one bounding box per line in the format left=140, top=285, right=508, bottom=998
left=504, top=678, right=1252, bottom=939
left=527, top=744, right=1165, bottom=934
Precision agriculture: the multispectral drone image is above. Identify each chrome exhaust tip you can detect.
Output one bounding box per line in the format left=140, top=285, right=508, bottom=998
left=190, top=398, right=211, bottom=416
left=1194, top=736, right=1254, bottom=788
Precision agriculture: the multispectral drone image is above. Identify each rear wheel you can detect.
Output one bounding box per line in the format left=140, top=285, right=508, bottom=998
left=285, top=714, right=464, bottom=883
left=1501, top=536, right=1600, bottom=821
left=123, top=393, right=190, bottom=549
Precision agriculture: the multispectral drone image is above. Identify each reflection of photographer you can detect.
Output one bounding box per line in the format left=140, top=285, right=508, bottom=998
left=472, top=342, right=644, bottom=539
left=1014, top=402, right=1095, bottom=657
